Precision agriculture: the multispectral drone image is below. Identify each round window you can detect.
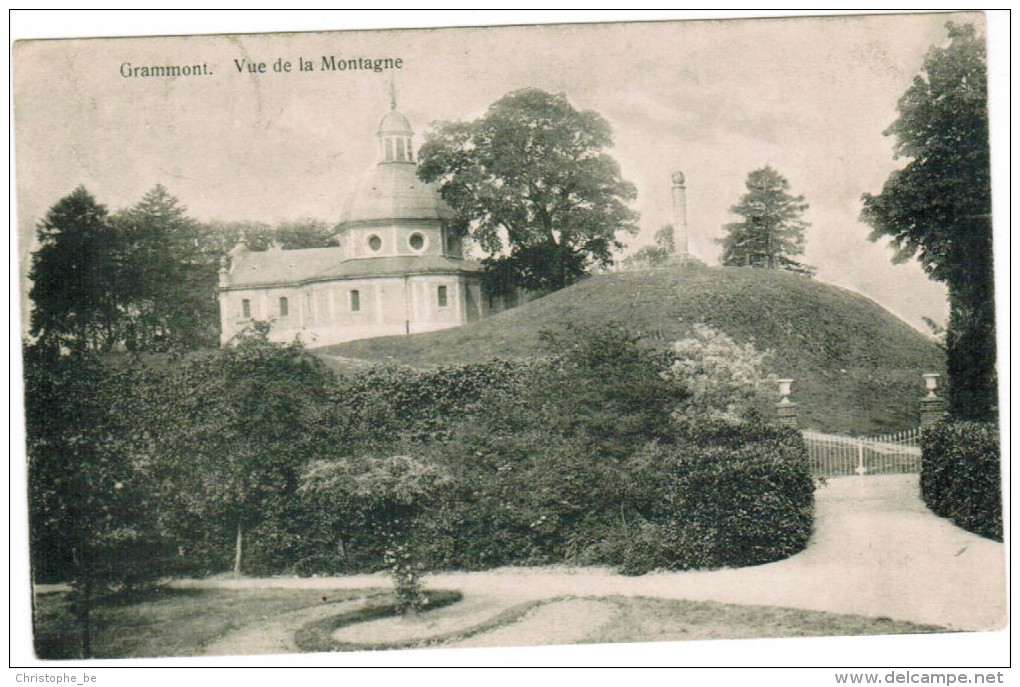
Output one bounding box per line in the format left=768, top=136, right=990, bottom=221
left=408, top=232, right=426, bottom=251
left=367, top=235, right=382, bottom=252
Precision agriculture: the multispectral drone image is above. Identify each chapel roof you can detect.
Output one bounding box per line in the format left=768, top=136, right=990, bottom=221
left=377, top=109, right=413, bottom=136
left=340, top=160, right=454, bottom=226
left=224, top=248, right=480, bottom=289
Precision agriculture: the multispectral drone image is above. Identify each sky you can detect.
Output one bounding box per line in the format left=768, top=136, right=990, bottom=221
left=12, top=12, right=1006, bottom=333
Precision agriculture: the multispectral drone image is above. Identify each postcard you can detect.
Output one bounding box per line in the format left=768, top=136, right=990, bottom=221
left=11, top=11, right=1007, bottom=674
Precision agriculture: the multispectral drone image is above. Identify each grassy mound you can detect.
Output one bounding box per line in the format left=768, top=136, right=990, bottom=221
left=314, top=265, right=943, bottom=435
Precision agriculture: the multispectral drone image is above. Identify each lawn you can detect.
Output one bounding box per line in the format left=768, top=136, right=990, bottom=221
left=31, top=587, right=374, bottom=659
left=585, top=596, right=944, bottom=644
left=31, top=587, right=945, bottom=659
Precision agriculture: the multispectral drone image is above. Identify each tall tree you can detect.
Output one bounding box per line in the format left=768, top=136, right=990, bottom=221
left=113, top=185, right=217, bottom=350
left=719, top=166, right=813, bottom=275
left=417, top=88, right=639, bottom=294
left=859, top=22, right=994, bottom=421
left=29, top=185, right=221, bottom=352
left=28, top=187, right=122, bottom=353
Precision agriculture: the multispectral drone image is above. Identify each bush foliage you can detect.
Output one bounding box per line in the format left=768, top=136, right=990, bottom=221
left=920, top=421, right=1001, bottom=541
left=294, top=324, right=812, bottom=575
left=27, top=323, right=814, bottom=586
left=335, top=359, right=535, bottom=447
left=665, top=324, right=777, bottom=424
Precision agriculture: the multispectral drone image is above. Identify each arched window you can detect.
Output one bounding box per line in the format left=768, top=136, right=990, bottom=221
left=350, top=289, right=361, bottom=312
left=437, top=285, right=448, bottom=308
left=241, top=299, right=251, bottom=319
left=396, top=137, right=406, bottom=161
left=279, top=297, right=288, bottom=317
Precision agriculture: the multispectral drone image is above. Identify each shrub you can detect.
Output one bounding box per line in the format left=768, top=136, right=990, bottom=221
left=139, top=324, right=341, bottom=578
left=921, top=421, right=1002, bottom=541
left=608, top=425, right=814, bottom=574
left=665, top=430, right=813, bottom=569
left=24, top=346, right=173, bottom=657
left=536, top=323, right=681, bottom=457
left=384, top=537, right=427, bottom=615
left=56, top=322, right=810, bottom=580
left=299, top=454, right=454, bottom=577
left=664, top=324, right=776, bottom=424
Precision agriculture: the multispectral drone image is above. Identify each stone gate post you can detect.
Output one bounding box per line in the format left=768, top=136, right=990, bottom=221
left=775, top=378, right=798, bottom=428
left=920, top=373, right=948, bottom=429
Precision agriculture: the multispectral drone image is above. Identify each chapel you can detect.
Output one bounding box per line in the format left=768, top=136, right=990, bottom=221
left=218, top=101, right=489, bottom=347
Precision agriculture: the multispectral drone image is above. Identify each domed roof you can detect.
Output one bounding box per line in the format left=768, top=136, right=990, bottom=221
left=377, top=109, right=413, bottom=136
left=340, top=161, right=453, bottom=225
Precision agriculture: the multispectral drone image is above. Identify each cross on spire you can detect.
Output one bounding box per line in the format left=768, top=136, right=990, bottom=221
left=389, top=74, right=397, bottom=110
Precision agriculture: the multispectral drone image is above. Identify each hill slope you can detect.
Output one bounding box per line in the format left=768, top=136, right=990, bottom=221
left=314, top=265, right=944, bottom=435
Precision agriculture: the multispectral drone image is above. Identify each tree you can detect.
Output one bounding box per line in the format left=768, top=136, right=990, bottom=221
left=622, top=224, right=675, bottom=269
left=28, top=187, right=122, bottom=353
left=113, top=185, right=217, bottom=350
left=195, top=219, right=276, bottom=257
left=860, top=22, right=994, bottom=421
left=534, top=323, right=680, bottom=459
left=719, top=166, right=813, bottom=275
left=25, top=345, right=167, bottom=657
left=417, top=88, right=639, bottom=294
left=196, top=218, right=338, bottom=258
left=652, top=223, right=675, bottom=254
left=145, top=323, right=338, bottom=576
left=29, top=185, right=220, bottom=352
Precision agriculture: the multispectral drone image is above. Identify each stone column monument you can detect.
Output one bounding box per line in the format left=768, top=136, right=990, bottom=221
left=671, top=171, right=690, bottom=258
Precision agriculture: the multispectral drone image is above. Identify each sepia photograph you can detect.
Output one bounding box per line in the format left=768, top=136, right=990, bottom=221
left=10, top=10, right=1007, bottom=672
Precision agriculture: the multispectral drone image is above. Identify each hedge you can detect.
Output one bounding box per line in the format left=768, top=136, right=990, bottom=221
left=292, top=421, right=814, bottom=576
left=28, top=326, right=818, bottom=581
left=920, top=420, right=1002, bottom=541
left=295, top=344, right=814, bottom=575
left=272, top=328, right=814, bottom=576
left=588, top=424, right=814, bottom=574
left=334, top=359, right=536, bottom=446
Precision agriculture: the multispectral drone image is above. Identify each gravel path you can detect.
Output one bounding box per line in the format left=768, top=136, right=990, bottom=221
left=170, top=474, right=1005, bottom=648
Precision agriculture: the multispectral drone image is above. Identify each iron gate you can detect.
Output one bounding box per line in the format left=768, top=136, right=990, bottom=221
left=803, top=429, right=921, bottom=478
